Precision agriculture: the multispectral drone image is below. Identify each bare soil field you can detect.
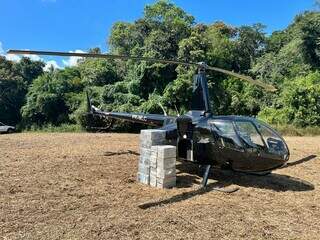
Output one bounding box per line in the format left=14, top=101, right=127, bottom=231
left=0, top=133, right=319, bottom=240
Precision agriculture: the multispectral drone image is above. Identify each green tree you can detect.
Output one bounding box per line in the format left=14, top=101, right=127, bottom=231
left=259, top=72, right=320, bottom=127
left=0, top=56, right=45, bottom=125
left=14, top=57, right=44, bottom=85
left=295, top=12, right=320, bottom=68
left=234, top=24, right=266, bottom=71
left=22, top=67, right=83, bottom=126
left=0, top=57, right=25, bottom=125
left=78, top=58, right=119, bottom=86
left=107, top=0, right=195, bottom=117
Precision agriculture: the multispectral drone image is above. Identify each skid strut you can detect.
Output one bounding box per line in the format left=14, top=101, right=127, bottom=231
left=201, top=165, right=211, bottom=187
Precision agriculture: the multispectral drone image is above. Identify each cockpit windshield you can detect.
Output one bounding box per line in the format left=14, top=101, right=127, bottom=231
left=211, top=118, right=289, bottom=158
left=254, top=120, right=289, bottom=156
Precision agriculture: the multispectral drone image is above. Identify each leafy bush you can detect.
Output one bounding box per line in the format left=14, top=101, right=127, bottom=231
left=25, top=124, right=83, bottom=133
left=259, top=71, right=320, bottom=127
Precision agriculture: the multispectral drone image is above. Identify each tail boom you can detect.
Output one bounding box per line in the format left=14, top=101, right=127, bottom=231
left=92, top=107, right=175, bottom=127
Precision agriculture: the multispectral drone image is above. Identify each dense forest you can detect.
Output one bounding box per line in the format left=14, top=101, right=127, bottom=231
left=1, top=1, right=320, bottom=132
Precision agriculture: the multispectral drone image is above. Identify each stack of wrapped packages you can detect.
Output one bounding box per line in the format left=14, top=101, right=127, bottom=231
left=137, top=129, right=176, bottom=189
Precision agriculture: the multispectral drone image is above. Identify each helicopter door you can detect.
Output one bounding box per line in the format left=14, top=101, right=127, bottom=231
left=210, top=120, right=246, bottom=167
left=176, top=115, right=194, bottom=161
left=233, top=120, right=267, bottom=171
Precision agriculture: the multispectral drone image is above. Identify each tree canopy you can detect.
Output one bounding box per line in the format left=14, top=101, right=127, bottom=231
left=1, top=1, right=320, bottom=131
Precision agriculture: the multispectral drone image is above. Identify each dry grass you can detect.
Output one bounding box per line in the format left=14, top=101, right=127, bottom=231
left=0, top=133, right=319, bottom=240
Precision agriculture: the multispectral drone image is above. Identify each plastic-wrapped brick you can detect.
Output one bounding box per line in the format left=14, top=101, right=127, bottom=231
left=149, top=168, right=157, bottom=187
left=156, top=176, right=176, bottom=189
left=137, top=173, right=150, bottom=185
left=138, top=164, right=150, bottom=175
left=140, top=130, right=167, bottom=148
left=155, top=145, right=176, bottom=159
left=156, top=168, right=176, bottom=179
left=157, top=157, right=176, bottom=170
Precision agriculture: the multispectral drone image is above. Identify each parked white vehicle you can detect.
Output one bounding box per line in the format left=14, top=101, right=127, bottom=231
left=0, top=122, right=15, bottom=133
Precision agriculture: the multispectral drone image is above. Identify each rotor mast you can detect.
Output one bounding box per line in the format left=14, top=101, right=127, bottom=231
left=191, top=62, right=211, bottom=114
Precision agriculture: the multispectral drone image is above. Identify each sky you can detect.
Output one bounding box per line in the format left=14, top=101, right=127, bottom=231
left=0, top=0, right=317, bottom=69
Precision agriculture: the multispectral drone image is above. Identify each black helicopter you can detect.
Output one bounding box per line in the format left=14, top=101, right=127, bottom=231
left=8, top=50, right=290, bottom=186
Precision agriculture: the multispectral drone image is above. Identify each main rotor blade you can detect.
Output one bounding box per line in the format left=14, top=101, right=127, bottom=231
left=7, top=49, right=196, bottom=67
left=7, top=49, right=277, bottom=92
left=206, top=66, right=277, bottom=92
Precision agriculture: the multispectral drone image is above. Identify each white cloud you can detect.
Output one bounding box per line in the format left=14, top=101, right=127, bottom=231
left=24, top=54, right=42, bottom=61
left=44, top=60, right=62, bottom=71
left=5, top=54, right=21, bottom=62
left=4, top=52, right=42, bottom=63
left=0, top=41, right=20, bottom=61
left=0, top=43, right=41, bottom=62
left=62, top=49, right=85, bottom=67
left=0, top=41, right=74, bottom=71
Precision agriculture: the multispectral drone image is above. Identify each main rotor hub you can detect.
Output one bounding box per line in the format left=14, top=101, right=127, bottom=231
left=197, top=62, right=208, bottom=73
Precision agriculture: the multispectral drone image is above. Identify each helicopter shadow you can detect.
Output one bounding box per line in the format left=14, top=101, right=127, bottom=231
left=103, top=150, right=140, bottom=157
left=139, top=156, right=315, bottom=210
left=139, top=181, right=227, bottom=209
left=176, top=160, right=315, bottom=192
left=217, top=171, right=315, bottom=192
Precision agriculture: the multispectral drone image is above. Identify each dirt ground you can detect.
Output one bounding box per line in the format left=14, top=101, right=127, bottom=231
left=0, top=133, right=319, bottom=240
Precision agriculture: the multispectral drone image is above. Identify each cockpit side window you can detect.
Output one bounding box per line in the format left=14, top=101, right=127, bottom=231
left=211, top=120, right=243, bottom=150
left=234, top=121, right=265, bottom=148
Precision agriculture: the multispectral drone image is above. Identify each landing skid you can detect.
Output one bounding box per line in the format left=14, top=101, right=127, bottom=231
left=201, top=165, right=211, bottom=187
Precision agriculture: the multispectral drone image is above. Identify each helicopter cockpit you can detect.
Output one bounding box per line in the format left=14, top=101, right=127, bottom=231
left=209, top=117, right=289, bottom=172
